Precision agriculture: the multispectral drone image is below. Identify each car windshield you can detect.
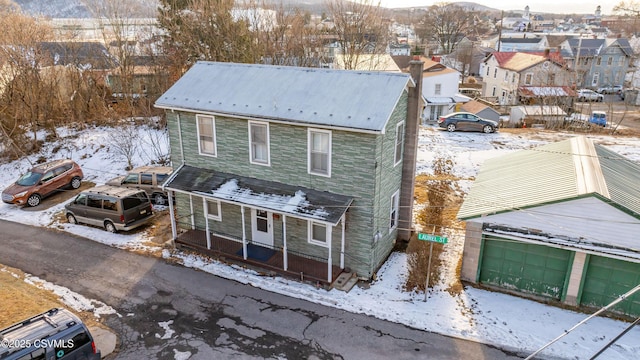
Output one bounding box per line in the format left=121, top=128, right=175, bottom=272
left=16, top=171, right=43, bottom=186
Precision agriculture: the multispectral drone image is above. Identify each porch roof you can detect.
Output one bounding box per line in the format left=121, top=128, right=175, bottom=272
left=164, top=165, right=353, bottom=225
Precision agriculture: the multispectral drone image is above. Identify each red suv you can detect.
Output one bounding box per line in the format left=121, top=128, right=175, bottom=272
left=2, top=159, right=83, bottom=207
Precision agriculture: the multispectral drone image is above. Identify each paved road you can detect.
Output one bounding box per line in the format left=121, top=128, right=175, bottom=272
left=0, top=219, right=525, bottom=359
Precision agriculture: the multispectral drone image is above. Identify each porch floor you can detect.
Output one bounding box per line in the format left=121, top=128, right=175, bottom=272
left=174, top=229, right=343, bottom=285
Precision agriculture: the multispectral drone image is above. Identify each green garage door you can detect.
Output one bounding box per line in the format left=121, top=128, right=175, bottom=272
left=581, top=255, right=640, bottom=318
left=479, top=236, right=573, bottom=300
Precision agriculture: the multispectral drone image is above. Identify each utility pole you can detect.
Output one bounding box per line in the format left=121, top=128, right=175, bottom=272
left=497, top=10, right=503, bottom=52
left=574, top=37, right=583, bottom=88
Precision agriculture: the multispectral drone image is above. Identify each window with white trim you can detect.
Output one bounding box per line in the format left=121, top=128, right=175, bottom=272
left=308, top=129, right=331, bottom=177
left=524, top=73, right=533, bottom=85
left=249, top=121, right=270, bottom=165
left=196, top=115, right=216, bottom=156
left=389, top=190, right=399, bottom=232
left=308, top=221, right=330, bottom=247
left=394, top=121, right=404, bottom=166
left=434, top=83, right=441, bottom=95
left=206, top=199, right=221, bottom=221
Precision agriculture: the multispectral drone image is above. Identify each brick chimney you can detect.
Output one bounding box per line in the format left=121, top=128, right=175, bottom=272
left=397, top=57, right=424, bottom=241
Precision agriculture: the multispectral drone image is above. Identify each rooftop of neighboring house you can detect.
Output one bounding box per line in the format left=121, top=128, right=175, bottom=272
left=155, top=61, right=414, bottom=133
left=421, top=59, right=459, bottom=78
left=489, top=52, right=557, bottom=72
left=333, top=54, right=401, bottom=72
left=37, top=41, right=115, bottom=69
left=500, top=38, right=545, bottom=44
left=460, top=100, right=491, bottom=114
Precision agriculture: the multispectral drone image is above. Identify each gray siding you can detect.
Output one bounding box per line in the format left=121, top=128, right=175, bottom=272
left=167, top=91, right=408, bottom=278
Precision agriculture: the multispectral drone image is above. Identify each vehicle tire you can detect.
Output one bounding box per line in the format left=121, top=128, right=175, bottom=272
left=67, top=213, right=77, bottom=224
left=27, top=194, right=41, bottom=207
left=446, top=123, right=456, bottom=132
left=153, top=193, right=167, bottom=206
left=482, top=125, right=494, bottom=134
left=70, top=177, right=81, bottom=189
left=104, top=221, right=117, bottom=233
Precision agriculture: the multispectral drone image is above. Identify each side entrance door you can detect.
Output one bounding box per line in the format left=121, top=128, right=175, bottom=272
left=251, top=209, right=273, bottom=247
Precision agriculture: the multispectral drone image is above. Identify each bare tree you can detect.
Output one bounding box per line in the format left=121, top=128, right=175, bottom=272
left=416, top=3, right=478, bottom=55
left=157, top=0, right=256, bottom=73
left=324, top=0, right=388, bottom=70
left=110, top=124, right=140, bottom=170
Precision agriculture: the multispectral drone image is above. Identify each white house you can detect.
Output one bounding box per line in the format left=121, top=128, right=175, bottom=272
left=419, top=58, right=465, bottom=123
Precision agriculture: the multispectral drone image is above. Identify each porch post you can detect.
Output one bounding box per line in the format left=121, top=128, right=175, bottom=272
left=168, top=190, right=177, bottom=240
left=189, top=194, right=195, bottom=230
left=241, top=206, right=247, bottom=260
left=340, top=215, right=345, bottom=269
left=327, top=227, right=333, bottom=283
left=202, top=197, right=211, bottom=249
left=283, top=215, right=288, bottom=271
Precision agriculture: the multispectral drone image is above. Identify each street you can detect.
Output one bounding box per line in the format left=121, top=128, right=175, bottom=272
left=0, top=219, right=525, bottom=359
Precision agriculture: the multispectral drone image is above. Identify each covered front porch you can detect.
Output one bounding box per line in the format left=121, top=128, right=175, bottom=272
left=174, top=228, right=343, bottom=284
left=163, top=165, right=354, bottom=285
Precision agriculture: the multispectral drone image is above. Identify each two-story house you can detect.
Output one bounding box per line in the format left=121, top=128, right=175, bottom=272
left=420, top=59, right=465, bottom=123
left=566, top=38, right=633, bottom=89
left=481, top=52, right=572, bottom=105
left=155, top=61, right=424, bottom=284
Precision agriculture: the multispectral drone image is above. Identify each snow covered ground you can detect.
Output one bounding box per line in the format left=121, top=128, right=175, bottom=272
left=1, top=124, right=639, bottom=360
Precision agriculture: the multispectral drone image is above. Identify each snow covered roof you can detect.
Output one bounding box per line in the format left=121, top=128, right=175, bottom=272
left=458, top=136, right=640, bottom=220
left=164, top=165, right=353, bottom=225
left=518, top=86, right=577, bottom=97
left=155, top=61, right=413, bottom=133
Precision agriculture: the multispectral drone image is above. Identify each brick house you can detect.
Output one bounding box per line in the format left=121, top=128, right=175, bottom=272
left=155, top=61, right=423, bottom=284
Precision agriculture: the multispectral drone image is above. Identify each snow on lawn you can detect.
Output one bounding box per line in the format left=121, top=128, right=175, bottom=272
left=1, top=124, right=640, bottom=359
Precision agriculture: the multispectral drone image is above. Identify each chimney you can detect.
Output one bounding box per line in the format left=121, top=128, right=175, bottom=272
left=544, top=48, right=550, bottom=58
left=397, top=57, right=424, bottom=242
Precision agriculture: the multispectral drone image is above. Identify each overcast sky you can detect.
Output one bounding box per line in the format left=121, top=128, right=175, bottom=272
left=379, top=1, right=613, bottom=15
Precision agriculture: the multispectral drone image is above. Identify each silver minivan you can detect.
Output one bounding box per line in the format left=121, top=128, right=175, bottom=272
left=65, top=185, right=154, bottom=233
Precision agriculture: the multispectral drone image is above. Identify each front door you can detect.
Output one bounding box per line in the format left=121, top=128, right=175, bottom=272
left=251, top=209, right=273, bottom=247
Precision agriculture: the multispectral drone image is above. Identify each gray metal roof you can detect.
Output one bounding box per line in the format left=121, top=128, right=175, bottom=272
left=458, top=137, right=640, bottom=220
left=155, top=61, right=413, bottom=132
left=164, top=165, right=353, bottom=225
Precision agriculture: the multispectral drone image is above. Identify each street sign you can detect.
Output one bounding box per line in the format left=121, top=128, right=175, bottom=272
left=417, top=233, right=448, bottom=244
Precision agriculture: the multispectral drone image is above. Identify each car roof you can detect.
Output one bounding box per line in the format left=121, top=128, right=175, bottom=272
left=83, top=184, right=148, bottom=198
left=31, top=159, right=75, bottom=173
left=128, top=166, right=173, bottom=174
left=0, top=308, right=83, bottom=357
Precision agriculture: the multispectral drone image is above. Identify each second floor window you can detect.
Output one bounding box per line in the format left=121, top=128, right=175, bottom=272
left=504, top=71, right=509, bottom=81
left=524, top=73, right=533, bottom=85
left=607, top=57, right=613, bottom=66
left=394, top=121, right=404, bottom=166
left=435, top=83, right=441, bottom=95
left=493, top=68, right=497, bottom=78
left=596, top=57, right=602, bottom=66
left=308, top=129, right=331, bottom=177
left=249, top=121, right=270, bottom=165
left=197, top=115, right=216, bottom=156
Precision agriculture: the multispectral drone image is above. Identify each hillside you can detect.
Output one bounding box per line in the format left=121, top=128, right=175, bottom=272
left=12, top=0, right=157, bottom=18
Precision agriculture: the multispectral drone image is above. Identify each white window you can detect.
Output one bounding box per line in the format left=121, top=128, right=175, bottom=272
left=248, top=121, right=270, bottom=165
left=434, top=83, right=441, bottom=95
left=308, top=221, right=330, bottom=247
left=389, top=190, right=399, bottom=232
left=592, top=72, right=600, bottom=86
left=196, top=115, right=216, bottom=156
left=206, top=199, right=221, bottom=221
left=524, top=73, right=533, bottom=85
left=308, top=129, right=331, bottom=177
left=512, top=73, right=517, bottom=83
left=504, top=71, right=509, bottom=81
left=394, top=121, right=404, bottom=166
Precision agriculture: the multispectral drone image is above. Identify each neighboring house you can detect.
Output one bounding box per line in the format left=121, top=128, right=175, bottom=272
left=387, top=43, right=412, bottom=56
left=441, top=44, right=494, bottom=78
left=106, top=55, right=170, bottom=101
left=459, top=100, right=500, bottom=122
left=420, top=58, right=466, bottom=123
left=481, top=52, right=572, bottom=105
left=333, top=53, right=401, bottom=72
left=459, top=137, right=640, bottom=318
left=155, top=61, right=424, bottom=284
left=508, top=105, right=567, bottom=127
left=566, top=38, right=633, bottom=89
left=497, top=37, right=548, bottom=52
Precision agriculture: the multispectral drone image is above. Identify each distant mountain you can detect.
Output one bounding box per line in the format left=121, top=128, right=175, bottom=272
left=13, top=0, right=157, bottom=18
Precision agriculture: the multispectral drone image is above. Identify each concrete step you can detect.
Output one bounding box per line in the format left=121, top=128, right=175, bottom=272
left=331, top=271, right=358, bottom=292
